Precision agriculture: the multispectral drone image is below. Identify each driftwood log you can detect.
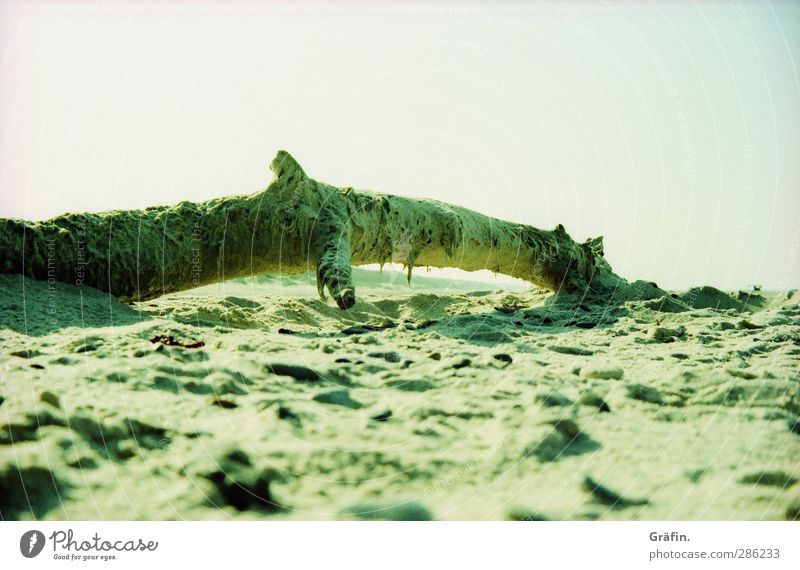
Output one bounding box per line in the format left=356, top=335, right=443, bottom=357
left=0, top=151, right=624, bottom=309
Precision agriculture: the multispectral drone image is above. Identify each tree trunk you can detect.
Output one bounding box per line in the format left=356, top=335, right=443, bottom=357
left=0, top=150, right=623, bottom=308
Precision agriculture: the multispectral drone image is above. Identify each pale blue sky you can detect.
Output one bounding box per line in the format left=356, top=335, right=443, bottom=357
left=1, top=1, right=798, bottom=290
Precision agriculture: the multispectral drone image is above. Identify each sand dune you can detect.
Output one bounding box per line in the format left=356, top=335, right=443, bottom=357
left=1, top=269, right=798, bottom=520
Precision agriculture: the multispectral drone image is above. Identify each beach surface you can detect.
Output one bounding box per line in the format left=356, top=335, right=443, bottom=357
left=1, top=268, right=798, bottom=520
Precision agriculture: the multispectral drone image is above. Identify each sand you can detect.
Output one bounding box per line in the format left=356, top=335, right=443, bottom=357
left=1, top=268, right=798, bottom=520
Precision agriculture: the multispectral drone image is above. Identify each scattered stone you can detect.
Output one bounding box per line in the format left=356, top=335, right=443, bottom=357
left=582, top=476, right=649, bottom=507
left=452, top=358, right=472, bottom=369
left=737, top=320, right=763, bottom=330
left=549, top=345, right=594, bottom=356
left=429, top=352, right=442, bottom=361
left=738, top=471, right=798, bottom=488
left=626, top=383, right=664, bottom=405
left=493, top=353, right=513, bottom=366
left=10, top=349, right=45, bottom=358
left=371, top=410, right=392, bottom=422
left=212, top=398, right=238, bottom=409
left=313, top=389, right=363, bottom=409
left=367, top=351, right=401, bottom=363
left=340, top=499, right=433, bottom=521
left=266, top=362, right=321, bottom=382
left=525, top=422, right=599, bottom=462
left=648, top=326, right=685, bottom=343
left=578, top=392, right=611, bottom=412
left=580, top=365, right=624, bottom=380
left=276, top=406, right=300, bottom=422
left=40, top=391, right=61, bottom=409
left=575, top=322, right=597, bottom=329
left=277, top=328, right=295, bottom=335
left=789, top=418, right=800, bottom=435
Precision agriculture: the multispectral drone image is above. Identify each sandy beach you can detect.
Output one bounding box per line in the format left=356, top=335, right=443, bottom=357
left=1, top=268, right=797, bottom=520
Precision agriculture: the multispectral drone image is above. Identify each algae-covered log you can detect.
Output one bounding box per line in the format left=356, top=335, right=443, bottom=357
left=0, top=151, right=624, bottom=308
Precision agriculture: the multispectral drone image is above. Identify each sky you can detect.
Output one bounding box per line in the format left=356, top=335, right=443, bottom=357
left=1, top=0, right=798, bottom=291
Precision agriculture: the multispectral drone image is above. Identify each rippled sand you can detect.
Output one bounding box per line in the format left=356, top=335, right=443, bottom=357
left=1, top=269, right=798, bottom=520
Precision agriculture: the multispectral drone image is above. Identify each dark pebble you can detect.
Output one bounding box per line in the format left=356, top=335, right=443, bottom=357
left=452, top=358, right=471, bottom=369
left=493, top=354, right=513, bottom=365
left=582, top=476, right=649, bottom=507
left=265, top=363, right=321, bottom=382
left=371, top=410, right=392, bottom=422
left=367, top=351, right=401, bottom=363
left=277, top=328, right=295, bottom=335
left=277, top=406, right=300, bottom=421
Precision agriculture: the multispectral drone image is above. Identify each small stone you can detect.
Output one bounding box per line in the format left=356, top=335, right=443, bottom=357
left=429, top=352, right=442, bottom=361
left=549, top=345, right=594, bottom=356
left=277, top=405, right=299, bottom=420
left=312, top=389, right=363, bottom=409
left=737, top=320, right=762, bottom=330
left=582, top=476, right=649, bottom=507
left=371, top=410, right=392, bottom=422
left=727, top=369, right=757, bottom=380
left=40, top=391, right=61, bottom=409
left=626, top=383, right=664, bottom=405
left=648, top=326, right=685, bottom=343
left=452, top=358, right=471, bottom=369
left=738, top=471, right=798, bottom=488
left=493, top=353, right=513, bottom=366
left=367, top=351, right=401, bottom=363
left=266, top=362, right=321, bottom=382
